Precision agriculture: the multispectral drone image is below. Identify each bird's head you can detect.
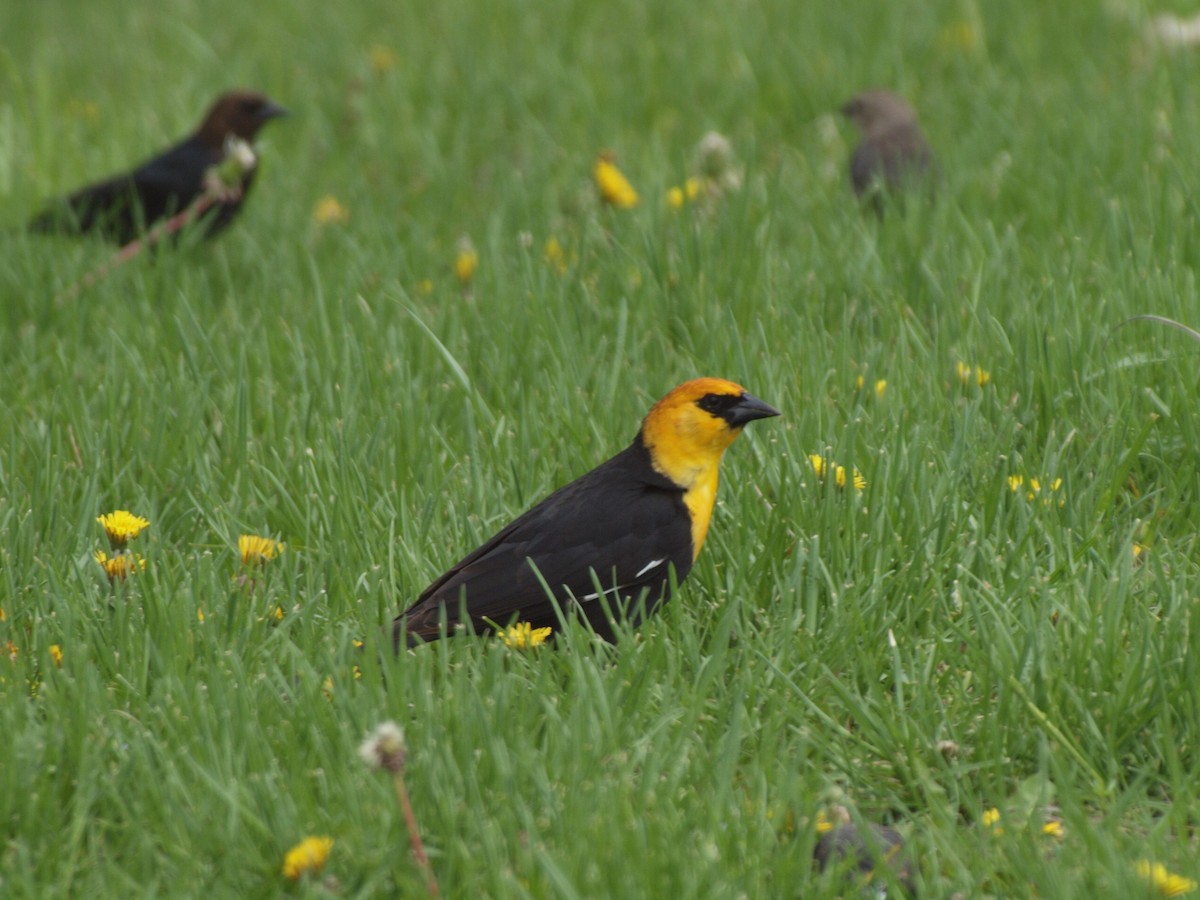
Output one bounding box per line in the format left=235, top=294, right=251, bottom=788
left=640, top=378, right=779, bottom=487
left=840, top=89, right=917, bottom=135
left=198, top=90, right=288, bottom=146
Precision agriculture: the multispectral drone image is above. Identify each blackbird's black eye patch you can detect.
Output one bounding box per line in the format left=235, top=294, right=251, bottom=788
left=696, top=392, right=742, bottom=421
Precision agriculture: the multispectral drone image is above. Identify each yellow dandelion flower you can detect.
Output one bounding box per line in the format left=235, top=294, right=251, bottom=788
left=1008, top=475, right=1024, bottom=492
left=1137, top=861, right=1198, bottom=897
left=875, top=379, right=887, bottom=399
left=982, top=808, right=1003, bottom=834
left=594, top=152, right=639, bottom=209
left=197, top=608, right=206, bottom=624
left=666, top=177, right=702, bottom=209
left=94, top=550, right=145, bottom=582
left=809, top=454, right=827, bottom=479
left=97, top=510, right=149, bottom=548
left=455, top=237, right=479, bottom=284
left=313, top=195, right=350, bottom=225
left=814, top=810, right=834, bottom=835
left=66, top=98, right=101, bottom=123
left=369, top=44, right=397, bottom=73
left=49, top=645, right=63, bottom=668
left=544, top=237, right=569, bottom=274
left=239, top=534, right=283, bottom=566
left=497, top=621, right=553, bottom=649
left=1133, top=542, right=1148, bottom=561
left=273, top=605, right=285, bottom=622
left=1042, top=820, right=1064, bottom=839
left=955, top=361, right=990, bottom=387
left=938, top=21, right=979, bottom=52
left=810, top=455, right=866, bottom=491
left=282, top=836, right=334, bottom=881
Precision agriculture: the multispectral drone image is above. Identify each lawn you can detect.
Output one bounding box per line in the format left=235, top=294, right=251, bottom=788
left=3, top=0, right=1200, bottom=896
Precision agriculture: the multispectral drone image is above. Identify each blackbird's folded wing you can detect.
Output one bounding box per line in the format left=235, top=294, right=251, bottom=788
left=400, top=447, right=693, bottom=642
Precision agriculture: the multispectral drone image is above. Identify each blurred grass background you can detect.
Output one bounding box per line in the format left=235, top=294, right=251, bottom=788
left=4, top=0, right=1200, bottom=895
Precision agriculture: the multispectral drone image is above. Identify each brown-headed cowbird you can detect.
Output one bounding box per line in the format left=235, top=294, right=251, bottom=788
left=31, top=89, right=286, bottom=244
left=841, top=90, right=934, bottom=210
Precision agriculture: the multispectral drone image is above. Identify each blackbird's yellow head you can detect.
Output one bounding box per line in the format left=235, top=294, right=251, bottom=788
left=641, top=378, right=780, bottom=489
left=198, top=90, right=288, bottom=146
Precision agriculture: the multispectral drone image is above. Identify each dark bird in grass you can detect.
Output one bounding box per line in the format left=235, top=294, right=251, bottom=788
left=841, top=89, right=934, bottom=211
left=30, top=89, right=286, bottom=244
left=394, top=378, right=780, bottom=649
left=815, top=823, right=913, bottom=897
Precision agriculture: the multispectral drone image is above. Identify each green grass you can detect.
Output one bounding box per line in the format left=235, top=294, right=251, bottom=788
left=4, top=0, right=1200, bottom=896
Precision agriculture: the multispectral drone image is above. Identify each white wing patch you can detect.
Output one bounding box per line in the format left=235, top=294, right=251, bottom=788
left=579, top=559, right=668, bottom=602
left=635, top=558, right=667, bottom=579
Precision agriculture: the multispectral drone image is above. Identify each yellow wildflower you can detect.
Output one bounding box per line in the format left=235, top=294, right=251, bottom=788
left=455, top=236, right=479, bottom=284
left=874, top=379, right=887, bottom=399
left=1008, top=474, right=1064, bottom=505
left=66, top=98, right=101, bottom=123
left=369, top=44, right=398, bottom=73
left=544, top=237, right=569, bottom=274
left=417, top=279, right=434, bottom=296
left=938, top=21, right=979, bottom=52
left=5, top=640, right=17, bottom=661
left=955, top=361, right=990, bottom=387
left=1042, top=820, right=1064, bottom=839
left=97, top=510, right=149, bottom=548
left=809, top=454, right=866, bottom=491
left=282, top=836, right=334, bottom=881
left=809, top=454, right=827, bottom=479
left=239, top=534, right=283, bottom=566
left=814, top=810, right=834, bottom=835
left=197, top=608, right=206, bottom=624
left=594, top=152, right=639, bottom=209
left=49, top=645, right=63, bottom=668
left=667, top=176, right=702, bottom=209
left=497, top=621, right=552, bottom=649
left=1137, top=860, right=1198, bottom=897
left=94, top=550, right=145, bottom=582
left=313, top=195, right=350, bottom=225
left=982, top=807, right=1003, bottom=834
left=273, top=605, right=285, bottom=622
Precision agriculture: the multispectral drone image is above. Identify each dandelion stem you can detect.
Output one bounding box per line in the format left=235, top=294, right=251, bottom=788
left=394, top=773, right=439, bottom=897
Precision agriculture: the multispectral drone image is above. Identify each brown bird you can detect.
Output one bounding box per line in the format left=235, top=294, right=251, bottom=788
left=840, top=89, right=934, bottom=209
left=394, top=378, right=780, bottom=648
left=814, top=823, right=913, bottom=895
left=30, top=89, right=286, bottom=244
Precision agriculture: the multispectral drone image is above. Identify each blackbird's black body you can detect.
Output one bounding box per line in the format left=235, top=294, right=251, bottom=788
left=31, top=90, right=286, bottom=244
left=398, top=438, right=693, bottom=646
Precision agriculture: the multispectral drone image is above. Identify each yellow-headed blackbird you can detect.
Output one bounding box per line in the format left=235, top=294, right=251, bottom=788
left=30, top=90, right=286, bottom=244
left=394, top=378, right=780, bottom=648
left=841, top=89, right=934, bottom=209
